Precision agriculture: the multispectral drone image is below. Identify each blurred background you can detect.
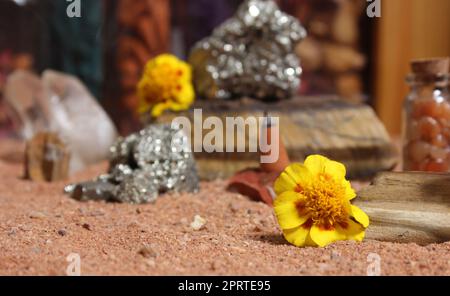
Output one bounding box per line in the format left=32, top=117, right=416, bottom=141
left=0, top=0, right=449, bottom=136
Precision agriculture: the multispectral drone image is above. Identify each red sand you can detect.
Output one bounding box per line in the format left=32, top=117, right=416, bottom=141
left=0, top=141, right=449, bottom=275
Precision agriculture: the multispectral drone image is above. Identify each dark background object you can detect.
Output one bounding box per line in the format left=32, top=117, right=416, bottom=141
left=0, top=0, right=372, bottom=136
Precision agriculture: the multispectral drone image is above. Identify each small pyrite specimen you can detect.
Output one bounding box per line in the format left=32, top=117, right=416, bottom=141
left=65, top=124, right=199, bottom=204
left=189, top=0, right=306, bottom=100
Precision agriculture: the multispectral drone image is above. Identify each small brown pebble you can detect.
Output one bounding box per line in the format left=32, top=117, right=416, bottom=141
left=190, top=215, right=206, bottom=231
left=29, top=211, right=47, bottom=219
left=57, top=229, right=67, bottom=236
left=82, top=223, right=92, bottom=231
left=229, top=203, right=240, bottom=213
left=253, top=225, right=263, bottom=232
left=7, top=227, right=18, bottom=236
left=210, top=261, right=218, bottom=271
left=138, top=245, right=158, bottom=258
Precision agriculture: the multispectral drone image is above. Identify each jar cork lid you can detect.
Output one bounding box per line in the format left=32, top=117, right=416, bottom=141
left=411, top=57, right=450, bottom=75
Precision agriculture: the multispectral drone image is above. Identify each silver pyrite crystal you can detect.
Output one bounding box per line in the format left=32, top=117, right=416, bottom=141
left=189, top=0, right=306, bottom=100
left=65, top=124, right=199, bottom=204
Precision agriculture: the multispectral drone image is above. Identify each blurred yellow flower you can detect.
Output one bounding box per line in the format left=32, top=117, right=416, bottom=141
left=137, top=54, right=195, bottom=118
left=273, top=155, right=369, bottom=248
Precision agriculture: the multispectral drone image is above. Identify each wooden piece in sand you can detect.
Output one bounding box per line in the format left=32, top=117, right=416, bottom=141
left=355, top=171, right=450, bottom=245
left=25, top=132, right=70, bottom=182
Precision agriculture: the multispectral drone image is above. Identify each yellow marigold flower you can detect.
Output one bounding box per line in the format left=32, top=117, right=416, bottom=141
left=273, top=155, right=369, bottom=248
left=137, top=54, right=195, bottom=118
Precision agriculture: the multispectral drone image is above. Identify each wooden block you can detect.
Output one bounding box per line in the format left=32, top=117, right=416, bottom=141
left=25, top=132, right=70, bottom=182
left=157, top=96, right=398, bottom=180
left=355, top=172, right=450, bottom=244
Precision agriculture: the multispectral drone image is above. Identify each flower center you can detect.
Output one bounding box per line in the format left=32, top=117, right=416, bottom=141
left=297, top=173, right=348, bottom=230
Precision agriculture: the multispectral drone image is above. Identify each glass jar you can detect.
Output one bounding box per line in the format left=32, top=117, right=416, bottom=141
left=403, top=73, right=450, bottom=171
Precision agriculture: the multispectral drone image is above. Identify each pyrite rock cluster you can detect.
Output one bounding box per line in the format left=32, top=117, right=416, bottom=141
left=25, top=132, right=70, bottom=182
left=65, top=124, right=199, bottom=204
left=189, top=0, right=306, bottom=100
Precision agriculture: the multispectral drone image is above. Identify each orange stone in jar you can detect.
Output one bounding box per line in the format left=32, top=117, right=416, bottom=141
left=407, top=140, right=431, bottom=163
left=441, top=126, right=450, bottom=139
left=407, top=120, right=421, bottom=141
left=438, top=101, right=450, bottom=120
left=412, top=99, right=440, bottom=119
left=424, top=159, right=450, bottom=172
left=404, top=57, right=450, bottom=172
left=430, top=146, right=449, bottom=160
left=431, top=133, right=448, bottom=148
left=417, top=116, right=441, bottom=141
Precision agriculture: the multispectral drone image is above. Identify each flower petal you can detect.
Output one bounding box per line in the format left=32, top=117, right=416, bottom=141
left=274, top=163, right=312, bottom=195
left=343, top=180, right=356, bottom=200
left=337, top=219, right=366, bottom=242
left=274, top=192, right=309, bottom=229
left=285, top=163, right=313, bottom=187
left=151, top=102, right=169, bottom=117
left=304, top=154, right=328, bottom=176
left=304, top=155, right=346, bottom=180
left=325, top=160, right=346, bottom=180
left=273, top=172, right=297, bottom=194
left=310, top=224, right=346, bottom=247
left=350, top=205, right=370, bottom=228
left=305, top=231, right=317, bottom=247
left=283, top=225, right=310, bottom=247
